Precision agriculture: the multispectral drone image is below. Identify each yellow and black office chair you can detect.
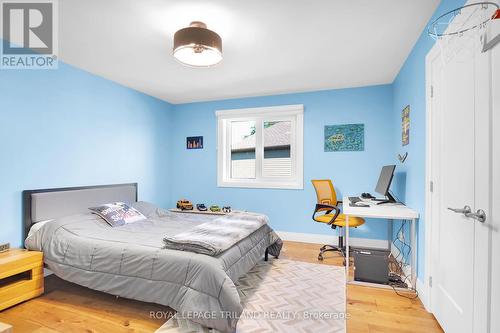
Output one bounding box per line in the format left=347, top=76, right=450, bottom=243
left=311, top=179, right=365, bottom=261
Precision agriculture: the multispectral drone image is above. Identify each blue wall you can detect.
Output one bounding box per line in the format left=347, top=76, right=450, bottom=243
left=391, top=0, right=466, bottom=280
left=169, top=85, right=395, bottom=239
left=0, top=62, right=173, bottom=247
left=168, top=0, right=468, bottom=283
left=0, top=0, right=468, bottom=283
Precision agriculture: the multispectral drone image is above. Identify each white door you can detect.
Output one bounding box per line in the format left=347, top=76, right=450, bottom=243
left=427, top=33, right=492, bottom=333
left=490, top=42, right=500, bottom=333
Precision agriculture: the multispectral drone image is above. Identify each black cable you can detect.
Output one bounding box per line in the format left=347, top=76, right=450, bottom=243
left=389, top=219, right=419, bottom=299
left=393, top=227, right=418, bottom=298
left=385, top=191, right=419, bottom=299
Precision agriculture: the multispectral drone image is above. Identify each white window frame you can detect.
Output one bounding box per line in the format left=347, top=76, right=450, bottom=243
left=216, top=104, right=304, bottom=189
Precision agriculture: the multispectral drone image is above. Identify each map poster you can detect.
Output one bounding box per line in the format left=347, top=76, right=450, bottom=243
left=324, top=124, right=364, bottom=152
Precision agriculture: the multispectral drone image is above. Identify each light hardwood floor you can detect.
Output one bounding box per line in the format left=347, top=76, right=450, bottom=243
left=0, top=241, right=443, bottom=333
left=280, top=241, right=443, bottom=333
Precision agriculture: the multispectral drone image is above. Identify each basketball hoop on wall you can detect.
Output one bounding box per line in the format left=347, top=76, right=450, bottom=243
left=428, top=2, right=500, bottom=62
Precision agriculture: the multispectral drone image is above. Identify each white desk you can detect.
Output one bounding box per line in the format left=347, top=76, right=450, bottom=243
left=342, top=196, right=419, bottom=289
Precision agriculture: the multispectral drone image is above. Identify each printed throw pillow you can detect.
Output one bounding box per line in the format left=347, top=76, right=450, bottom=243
left=89, top=202, right=146, bottom=227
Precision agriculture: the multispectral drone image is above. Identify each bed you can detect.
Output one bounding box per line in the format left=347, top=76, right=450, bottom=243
left=23, top=183, right=281, bottom=333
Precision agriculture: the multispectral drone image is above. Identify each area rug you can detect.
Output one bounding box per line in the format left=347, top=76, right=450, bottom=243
left=155, top=259, right=346, bottom=333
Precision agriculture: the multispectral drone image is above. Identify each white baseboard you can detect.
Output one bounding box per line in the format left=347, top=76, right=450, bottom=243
left=416, top=278, right=430, bottom=312
left=276, top=231, right=389, bottom=249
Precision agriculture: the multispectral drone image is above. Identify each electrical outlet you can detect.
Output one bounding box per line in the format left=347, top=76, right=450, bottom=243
left=0, top=243, right=10, bottom=253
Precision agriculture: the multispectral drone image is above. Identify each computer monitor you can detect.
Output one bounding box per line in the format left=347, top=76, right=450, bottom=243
left=374, top=165, right=396, bottom=204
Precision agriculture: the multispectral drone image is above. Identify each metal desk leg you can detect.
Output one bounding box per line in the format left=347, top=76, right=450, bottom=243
left=388, top=219, right=393, bottom=251
left=410, top=218, right=416, bottom=289
left=345, top=215, right=349, bottom=282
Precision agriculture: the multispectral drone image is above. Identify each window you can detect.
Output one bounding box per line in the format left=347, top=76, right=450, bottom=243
left=217, top=104, right=303, bottom=189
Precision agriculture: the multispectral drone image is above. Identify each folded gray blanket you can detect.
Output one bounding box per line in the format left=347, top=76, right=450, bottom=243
left=163, top=211, right=269, bottom=256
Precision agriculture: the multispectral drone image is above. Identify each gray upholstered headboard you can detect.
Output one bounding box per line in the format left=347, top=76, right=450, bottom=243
left=23, top=183, right=138, bottom=241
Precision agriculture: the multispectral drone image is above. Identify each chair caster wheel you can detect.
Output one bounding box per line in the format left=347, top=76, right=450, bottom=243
left=318, top=255, right=324, bottom=261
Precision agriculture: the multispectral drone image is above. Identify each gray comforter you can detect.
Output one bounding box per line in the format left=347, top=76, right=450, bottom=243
left=25, top=202, right=281, bottom=332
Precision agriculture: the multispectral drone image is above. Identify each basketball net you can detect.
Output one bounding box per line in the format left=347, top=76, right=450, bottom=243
left=430, top=3, right=499, bottom=64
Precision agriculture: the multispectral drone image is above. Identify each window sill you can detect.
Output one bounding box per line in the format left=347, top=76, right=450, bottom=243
left=217, top=179, right=303, bottom=190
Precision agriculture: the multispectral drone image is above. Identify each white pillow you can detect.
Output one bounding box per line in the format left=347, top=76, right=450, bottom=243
left=26, top=219, right=54, bottom=241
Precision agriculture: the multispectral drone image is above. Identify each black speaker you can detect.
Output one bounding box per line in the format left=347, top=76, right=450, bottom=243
left=353, top=248, right=390, bottom=284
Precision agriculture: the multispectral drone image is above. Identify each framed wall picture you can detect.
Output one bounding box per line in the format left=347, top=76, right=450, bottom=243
left=324, top=124, right=364, bottom=152
left=187, top=136, right=203, bottom=149
left=402, top=105, right=410, bottom=146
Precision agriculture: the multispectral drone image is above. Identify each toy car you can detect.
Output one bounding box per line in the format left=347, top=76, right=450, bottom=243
left=222, top=206, right=232, bottom=213
left=209, top=205, right=221, bottom=212
left=177, top=199, right=193, bottom=210
left=196, top=203, right=207, bottom=211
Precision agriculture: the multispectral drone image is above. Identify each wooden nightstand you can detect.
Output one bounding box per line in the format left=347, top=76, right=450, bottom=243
left=0, top=249, right=44, bottom=311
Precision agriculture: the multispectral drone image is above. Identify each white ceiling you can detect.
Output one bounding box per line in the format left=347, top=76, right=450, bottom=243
left=59, top=0, right=439, bottom=104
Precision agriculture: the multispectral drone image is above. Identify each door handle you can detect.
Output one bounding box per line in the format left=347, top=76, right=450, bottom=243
left=448, top=206, right=472, bottom=215
left=465, top=209, right=487, bottom=223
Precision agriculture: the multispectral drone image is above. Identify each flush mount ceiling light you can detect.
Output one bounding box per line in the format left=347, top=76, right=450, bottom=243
left=173, top=21, right=222, bottom=67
